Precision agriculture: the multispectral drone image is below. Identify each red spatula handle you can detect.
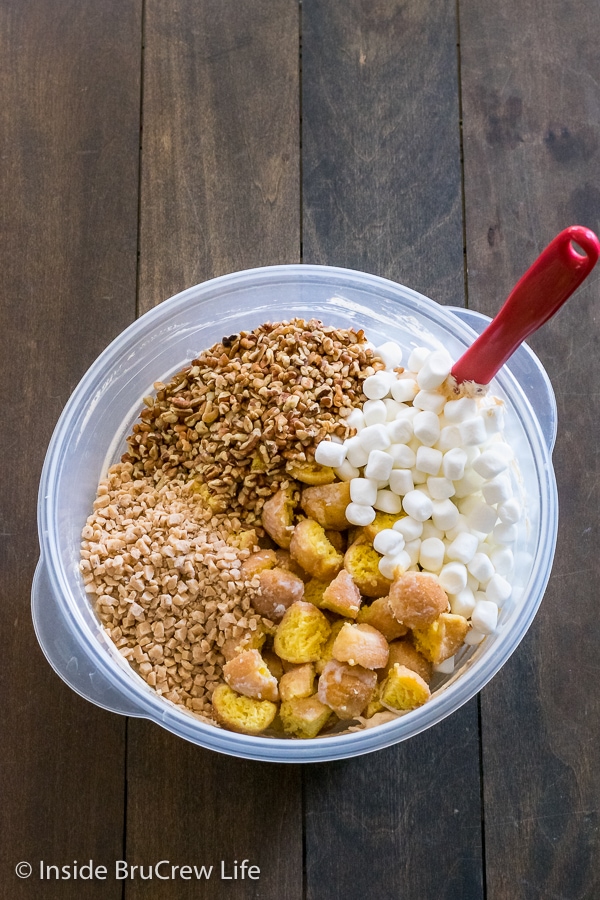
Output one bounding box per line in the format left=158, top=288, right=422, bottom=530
left=451, top=226, right=600, bottom=386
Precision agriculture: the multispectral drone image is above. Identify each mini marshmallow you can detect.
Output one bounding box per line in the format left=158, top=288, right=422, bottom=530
left=459, top=416, right=488, bottom=446
left=413, top=390, right=446, bottom=414
left=419, top=537, right=445, bottom=571
left=402, top=490, right=434, bottom=522
left=420, top=521, right=445, bottom=541
left=437, top=424, right=462, bottom=451
left=345, top=437, right=370, bottom=468
left=416, top=445, right=443, bottom=476
left=387, top=418, right=413, bottom=444
left=470, top=600, right=498, bottom=634
left=412, top=468, right=428, bottom=485
left=388, top=443, right=416, bottom=468
left=314, top=440, right=346, bottom=468
left=427, top=476, right=455, bottom=500
left=407, top=346, right=430, bottom=371
left=335, top=459, right=361, bottom=482
left=462, top=498, right=498, bottom=534
left=450, top=587, right=476, bottom=618
left=373, top=528, right=405, bottom=556
left=378, top=550, right=411, bottom=580
left=438, top=562, right=468, bottom=594
left=482, top=404, right=505, bottom=434
left=482, top=475, right=513, bottom=506
left=467, top=552, right=495, bottom=584
left=393, top=516, right=423, bottom=540
left=384, top=398, right=404, bottom=420
left=453, top=468, right=485, bottom=499
left=442, top=447, right=468, bottom=481
left=345, top=503, right=376, bottom=527
left=413, top=410, right=441, bottom=447
left=444, top=515, right=470, bottom=541
left=374, top=489, right=404, bottom=514
left=490, top=546, right=514, bottom=576
left=497, top=498, right=521, bottom=525
left=357, top=423, right=391, bottom=452
left=446, top=531, right=479, bottom=564
left=443, top=397, right=477, bottom=423
left=376, top=340, right=403, bottom=370
left=363, top=399, right=387, bottom=426
left=486, top=573, right=512, bottom=605
left=416, top=349, right=453, bottom=390
left=390, top=377, right=419, bottom=403
left=389, top=469, right=414, bottom=496
left=346, top=408, right=365, bottom=432
left=493, top=522, right=519, bottom=544
left=350, top=478, right=378, bottom=506
left=363, top=371, right=394, bottom=400
left=431, top=498, right=460, bottom=531
left=464, top=628, right=486, bottom=645
left=434, top=656, right=455, bottom=674
left=365, top=449, right=394, bottom=482
left=472, top=448, right=509, bottom=479
left=403, top=539, right=422, bottom=566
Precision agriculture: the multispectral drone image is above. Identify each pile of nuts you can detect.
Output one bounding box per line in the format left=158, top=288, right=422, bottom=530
left=81, top=320, right=377, bottom=720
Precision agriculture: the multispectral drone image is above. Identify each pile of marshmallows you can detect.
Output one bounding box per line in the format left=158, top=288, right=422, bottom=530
left=314, top=341, right=523, bottom=669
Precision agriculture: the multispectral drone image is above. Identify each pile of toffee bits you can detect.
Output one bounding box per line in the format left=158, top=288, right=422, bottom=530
left=80, top=319, right=378, bottom=719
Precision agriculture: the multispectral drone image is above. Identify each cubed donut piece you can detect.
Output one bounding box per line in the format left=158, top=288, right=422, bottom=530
left=412, top=612, right=469, bottom=664
left=280, top=696, right=333, bottom=738
left=252, top=567, right=305, bottom=621
left=357, top=596, right=408, bottom=641
left=223, top=649, right=279, bottom=702
left=315, top=619, right=347, bottom=674
left=289, top=518, right=344, bottom=580
left=274, top=600, right=332, bottom=664
left=274, top=549, right=311, bottom=582
left=344, top=534, right=392, bottom=598
left=279, top=663, right=317, bottom=702
left=388, top=571, right=449, bottom=629
left=221, top=627, right=266, bottom=662
left=317, top=659, right=378, bottom=719
left=379, top=664, right=431, bottom=711
left=261, top=485, right=298, bottom=549
left=303, top=577, right=332, bottom=608
left=286, top=459, right=336, bottom=485
left=300, top=481, right=351, bottom=531
left=325, top=529, right=346, bottom=553
left=361, top=511, right=405, bottom=542
left=380, top=640, right=433, bottom=684
left=240, top=549, right=277, bottom=578
left=320, top=569, right=362, bottom=618
left=331, top=623, right=389, bottom=669
left=211, top=684, right=278, bottom=735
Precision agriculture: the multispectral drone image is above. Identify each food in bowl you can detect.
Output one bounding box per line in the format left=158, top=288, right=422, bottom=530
left=79, top=316, right=523, bottom=738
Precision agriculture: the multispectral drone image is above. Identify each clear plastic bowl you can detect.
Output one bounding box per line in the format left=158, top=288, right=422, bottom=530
left=32, top=265, right=558, bottom=763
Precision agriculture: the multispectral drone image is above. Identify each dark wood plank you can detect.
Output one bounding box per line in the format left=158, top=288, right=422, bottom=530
left=127, top=3, right=302, bottom=898
left=460, top=0, right=600, bottom=896
left=0, top=0, right=141, bottom=897
left=302, top=3, right=484, bottom=898
left=138, top=0, right=300, bottom=311
left=302, top=0, right=465, bottom=305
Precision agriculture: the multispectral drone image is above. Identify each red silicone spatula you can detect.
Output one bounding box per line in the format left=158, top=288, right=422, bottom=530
left=450, top=225, right=600, bottom=388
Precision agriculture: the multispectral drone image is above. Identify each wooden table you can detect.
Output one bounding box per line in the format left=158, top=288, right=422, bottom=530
left=2, top=2, right=599, bottom=897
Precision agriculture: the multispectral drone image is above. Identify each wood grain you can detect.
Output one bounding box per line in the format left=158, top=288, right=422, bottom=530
left=460, top=0, right=600, bottom=896
left=138, top=0, right=300, bottom=311
left=301, top=3, right=483, bottom=898
left=302, top=0, right=465, bottom=305
left=0, top=1, right=141, bottom=897
left=126, top=3, right=303, bottom=898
